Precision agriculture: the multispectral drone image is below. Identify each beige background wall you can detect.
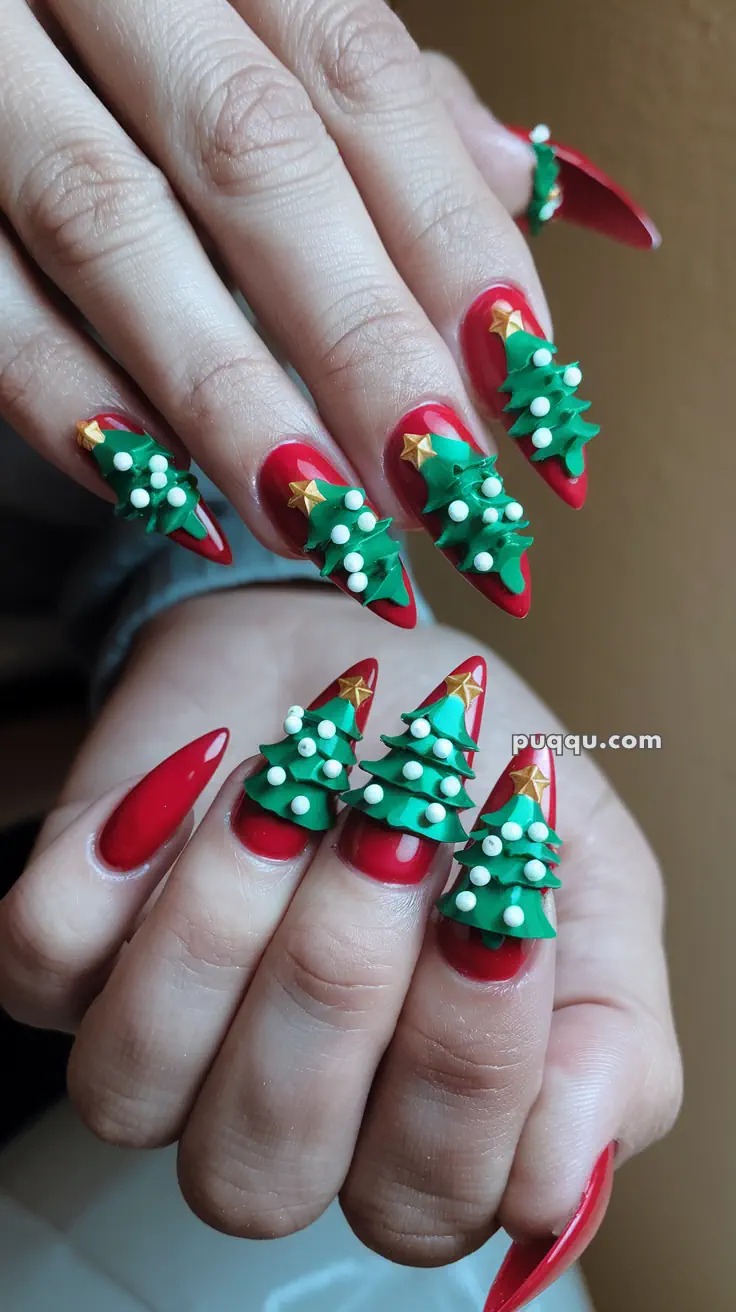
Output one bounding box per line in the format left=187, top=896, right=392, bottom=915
left=402, top=1, right=735, bottom=1308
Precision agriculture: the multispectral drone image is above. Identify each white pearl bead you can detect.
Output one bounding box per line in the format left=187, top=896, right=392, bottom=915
left=287, top=705, right=304, bottom=718
left=149, top=471, right=168, bottom=490
left=166, top=487, right=187, bottom=507
left=532, top=348, right=553, bottom=367
left=482, top=835, right=503, bottom=857
left=455, top=890, right=477, bottom=912
left=530, top=396, right=551, bottom=417
left=129, top=488, right=150, bottom=508
left=501, top=821, right=523, bottom=841
left=343, top=552, right=364, bottom=574
left=503, top=905, right=525, bottom=928
left=564, top=366, right=582, bottom=388
left=283, top=715, right=303, bottom=735
left=113, top=451, right=133, bottom=471
left=528, top=821, right=549, bottom=842
left=440, top=776, right=461, bottom=798
left=357, top=511, right=377, bottom=533
left=297, top=737, right=317, bottom=757
left=317, top=720, right=336, bottom=739
left=364, top=783, right=384, bottom=805
left=410, top=718, right=431, bottom=739
left=469, top=866, right=491, bottom=886
left=505, top=502, right=524, bottom=521
left=148, top=454, right=168, bottom=473
left=524, top=859, right=547, bottom=882
left=473, top=551, right=494, bottom=573
left=322, top=759, right=342, bottom=778
left=347, top=571, right=368, bottom=593
left=266, top=766, right=286, bottom=786
left=448, top=500, right=469, bottom=523
left=482, top=476, right=503, bottom=499
left=425, top=802, right=446, bottom=824
left=290, top=795, right=310, bottom=816
left=539, top=202, right=556, bottom=222
left=343, top=489, right=364, bottom=511
left=402, top=761, right=424, bottom=781
left=330, top=524, right=351, bottom=545
left=530, top=123, right=551, bottom=144
left=482, top=507, right=499, bottom=524
left=432, top=738, right=453, bottom=760
left=531, top=427, right=553, bottom=449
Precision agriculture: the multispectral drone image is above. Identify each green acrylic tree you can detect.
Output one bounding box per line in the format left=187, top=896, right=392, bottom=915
left=437, top=780, right=562, bottom=947
left=526, top=126, right=562, bottom=235
left=341, top=677, right=480, bottom=844
left=291, top=479, right=409, bottom=609
left=78, top=420, right=206, bottom=541
left=500, top=330, right=599, bottom=478
left=402, top=432, right=532, bottom=596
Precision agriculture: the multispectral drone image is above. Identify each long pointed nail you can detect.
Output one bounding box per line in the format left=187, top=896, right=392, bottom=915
left=339, top=656, right=487, bottom=884
left=483, top=1144, right=616, bottom=1312
left=232, top=658, right=379, bottom=859
left=461, top=287, right=598, bottom=509
left=259, top=442, right=416, bottom=629
left=508, top=123, right=661, bottom=249
left=76, top=414, right=232, bottom=564
left=385, top=403, right=532, bottom=618
left=97, top=729, right=230, bottom=871
left=437, top=745, right=559, bottom=981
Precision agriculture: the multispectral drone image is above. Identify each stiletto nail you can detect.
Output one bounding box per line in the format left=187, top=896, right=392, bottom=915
left=437, top=745, right=560, bottom=981
left=339, top=656, right=486, bottom=884
left=461, top=287, right=599, bottom=508
left=232, top=658, right=378, bottom=858
left=385, top=404, right=532, bottom=619
left=76, top=415, right=232, bottom=564
left=97, top=728, right=229, bottom=871
left=509, top=123, right=661, bottom=250
left=483, top=1144, right=616, bottom=1312
left=259, top=441, right=416, bottom=629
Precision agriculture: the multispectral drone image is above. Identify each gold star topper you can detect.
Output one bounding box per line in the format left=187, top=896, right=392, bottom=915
left=338, top=675, right=374, bottom=709
left=510, top=764, right=550, bottom=803
left=287, top=479, right=326, bottom=516
left=445, top=671, right=484, bottom=709
left=488, top=303, right=525, bottom=341
left=76, top=419, right=105, bottom=451
left=400, top=432, right=436, bottom=470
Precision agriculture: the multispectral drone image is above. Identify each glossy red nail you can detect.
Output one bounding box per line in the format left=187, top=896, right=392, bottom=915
left=339, top=656, right=487, bottom=884
left=232, top=657, right=378, bottom=859
left=385, top=403, right=531, bottom=619
left=97, top=728, right=229, bottom=871
left=461, top=287, right=597, bottom=509
left=259, top=441, right=416, bottom=629
left=508, top=124, right=661, bottom=250
left=437, top=744, right=558, bottom=981
left=483, top=1144, right=616, bottom=1312
left=77, top=414, right=232, bottom=564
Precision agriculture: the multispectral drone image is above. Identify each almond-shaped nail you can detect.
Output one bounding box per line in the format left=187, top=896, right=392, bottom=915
left=259, top=441, right=416, bottom=629
left=76, top=414, right=232, bottom=563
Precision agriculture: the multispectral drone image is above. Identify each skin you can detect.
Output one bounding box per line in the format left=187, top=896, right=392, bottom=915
left=0, top=588, right=682, bottom=1263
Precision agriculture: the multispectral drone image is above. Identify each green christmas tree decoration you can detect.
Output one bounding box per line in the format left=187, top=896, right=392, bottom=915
left=437, top=763, right=562, bottom=948
left=399, top=432, right=532, bottom=596
left=245, top=674, right=373, bottom=832
left=288, top=479, right=409, bottom=609
left=77, top=420, right=206, bottom=540
left=341, top=670, right=482, bottom=844
left=526, top=125, right=563, bottom=235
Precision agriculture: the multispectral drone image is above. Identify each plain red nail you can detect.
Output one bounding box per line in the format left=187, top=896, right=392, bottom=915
left=483, top=1144, right=616, bottom=1312
left=259, top=441, right=416, bottom=629
left=97, top=728, right=229, bottom=871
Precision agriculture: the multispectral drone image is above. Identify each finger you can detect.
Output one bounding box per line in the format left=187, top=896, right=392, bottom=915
left=0, top=729, right=227, bottom=1031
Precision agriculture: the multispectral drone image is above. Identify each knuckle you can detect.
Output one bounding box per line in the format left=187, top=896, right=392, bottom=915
left=68, top=1070, right=163, bottom=1149
left=0, top=897, right=76, bottom=1024
left=275, top=919, right=393, bottom=1024
left=177, top=1150, right=318, bottom=1240
left=343, top=1189, right=478, bottom=1266
left=401, top=1013, right=535, bottom=1101
left=315, top=285, right=436, bottom=388
left=315, top=2, right=428, bottom=114
left=409, top=183, right=491, bottom=258
left=0, top=327, right=78, bottom=418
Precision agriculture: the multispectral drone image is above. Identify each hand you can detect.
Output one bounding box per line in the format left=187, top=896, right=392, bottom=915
left=0, top=588, right=681, bottom=1297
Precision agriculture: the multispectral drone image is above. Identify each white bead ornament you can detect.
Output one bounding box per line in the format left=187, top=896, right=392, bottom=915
left=473, top=552, right=494, bottom=573
left=317, top=720, right=336, bottom=739
left=501, top=821, right=523, bottom=841
left=113, top=451, right=133, bottom=471
left=425, top=803, right=446, bottom=824
left=530, top=124, right=551, bottom=144
left=524, top=859, right=547, bottom=882
left=364, top=783, right=384, bottom=805
left=167, top=487, right=187, bottom=507
left=505, top=503, right=524, bottom=521
left=287, top=705, right=304, bottom=718
left=440, top=776, right=461, bottom=798
left=455, top=890, right=477, bottom=912
left=266, top=766, right=286, bottom=786
left=330, top=524, right=350, bottom=545
left=343, top=489, right=364, bottom=511
left=347, top=572, right=368, bottom=593
left=410, top=718, right=431, bottom=739
left=503, top=906, right=525, bottom=928
left=290, top=796, right=310, bottom=816
left=148, top=454, right=168, bottom=472
left=322, top=759, right=342, bottom=779
left=357, top=511, right=377, bottom=532
left=564, top=366, right=583, bottom=388
left=532, top=348, right=553, bottom=367
left=150, top=471, right=168, bottom=490
left=297, top=737, right=316, bottom=757
left=528, top=821, right=549, bottom=842
left=531, top=428, right=553, bottom=449
left=482, top=507, right=499, bottom=524
left=448, top=500, right=469, bottom=523
left=539, top=202, right=557, bottom=223
left=129, top=488, right=150, bottom=508
left=482, top=835, right=503, bottom=857
left=283, top=715, right=303, bottom=735
left=343, top=552, right=364, bottom=574
left=469, top=866, right=491, bottom=886
left=432, top=739, right=453, bottom=760
left=482, top=476, right=503, bottom=499
left=530, top=396, right=551, bottom=417
left=402, top=761, right=424, bottom=781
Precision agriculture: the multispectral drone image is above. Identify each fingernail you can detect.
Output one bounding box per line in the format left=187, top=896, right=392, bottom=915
left=437, top=745, right=560, bottom=980
left=460, top=287, right=598, bottom=509
left=76, top=415, right=232, bottom=564
left=384, top=403, right=532, bottom=619
left=482, top=1144, right=616, bottom=1312
left=97, top=728, right=230, bottom=871
left=232, top=658, right=378, bottom=858
left=339, top=655, right=486, bottom=884
left=507, top=123, right=661, bottom=250
left=259, top=441, right=416, bottom=629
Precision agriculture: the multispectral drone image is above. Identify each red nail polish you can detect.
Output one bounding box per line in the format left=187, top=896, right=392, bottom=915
left=385, top=403, right=531, bottom=618
left=97, top=728, right=229, bottom=871
left=77, top=414, right=232, bottom=564
left=232, top=658, right=379, bottom=858
left=483, top=1144, right=615, bottom=1312
left=339, top=656, right=487, bottom=884
left=460, top=287, right=596, bottom=509
left=437, top=745, right=559, bottom=981
left=259, top=441, right=416, bottom=629
left=508, top=125, right=661, bottom=250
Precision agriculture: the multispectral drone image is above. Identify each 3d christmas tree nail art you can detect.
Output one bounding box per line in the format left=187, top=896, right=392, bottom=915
left=76, top=414, right=231, bottom=563
left=525, top=124, right=563, bottom=235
